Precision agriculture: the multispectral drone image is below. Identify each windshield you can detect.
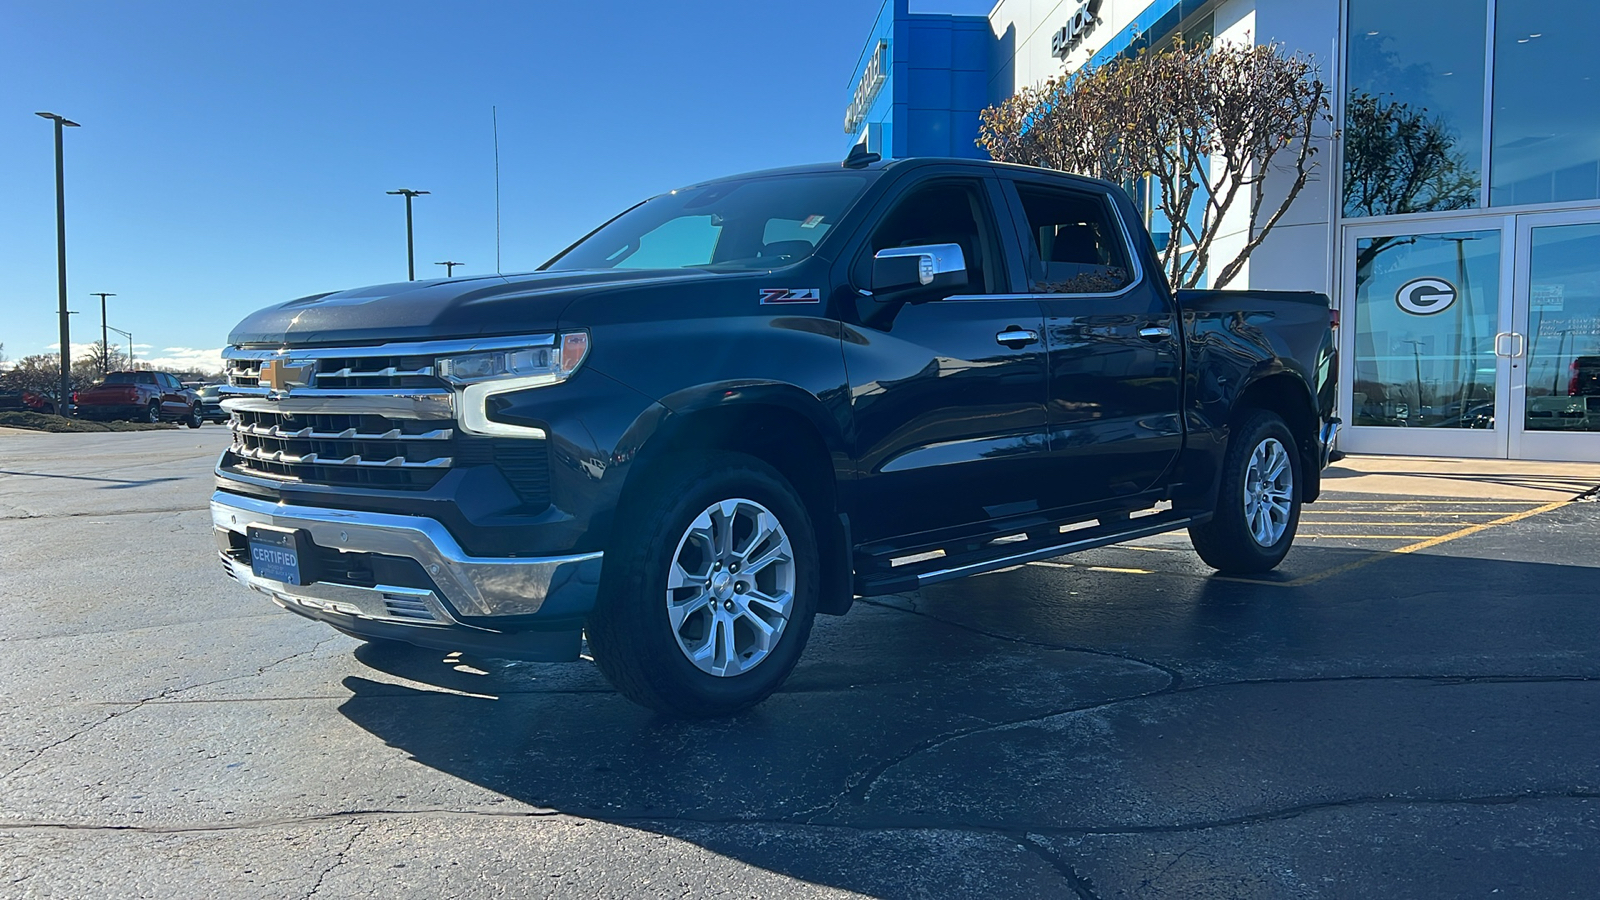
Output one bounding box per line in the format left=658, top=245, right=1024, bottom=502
left=544, top=172, right=873, bottom=272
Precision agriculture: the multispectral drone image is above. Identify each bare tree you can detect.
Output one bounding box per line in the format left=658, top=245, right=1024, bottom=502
left=978, top=39, right=1332, bottom=289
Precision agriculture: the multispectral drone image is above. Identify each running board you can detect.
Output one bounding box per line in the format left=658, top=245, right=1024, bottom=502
left=854, top=513, right=1206, bottom=596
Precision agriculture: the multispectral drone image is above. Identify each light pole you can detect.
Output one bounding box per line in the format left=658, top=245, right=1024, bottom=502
left=386, top=188, right=430, bottom=280
left=91, top=292, right=116, bottom=373
left=107, top=326, right=134, bottom=368
left=435, top=260, right=463, bottom=278
left=37, top=111, right=81, bottom=413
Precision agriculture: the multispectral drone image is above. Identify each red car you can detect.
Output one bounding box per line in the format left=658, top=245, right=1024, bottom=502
left=74, top=371, right=202, bottom=426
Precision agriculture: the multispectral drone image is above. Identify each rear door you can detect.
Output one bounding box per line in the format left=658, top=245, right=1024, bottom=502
left=998, top=176, right=1184, bottom=511
left=838, top=170, right=1050, bottom=544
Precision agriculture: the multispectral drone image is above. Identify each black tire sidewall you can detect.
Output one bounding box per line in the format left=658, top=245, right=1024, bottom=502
left=1193, top=412, right=1302, bottom=572
left=146, top=402, right=161, bottom=424
left=186, top=404, right=202, bottom=428
left=589, top=452, right=819, bottom=716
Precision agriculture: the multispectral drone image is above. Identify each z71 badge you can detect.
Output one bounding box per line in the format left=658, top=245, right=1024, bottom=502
left=759, top=288, right=821, bottom=304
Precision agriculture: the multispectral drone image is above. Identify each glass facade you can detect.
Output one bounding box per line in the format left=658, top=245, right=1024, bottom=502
left=1489, top=2, right=1600, bottom=207
left=1524, top=222, right=1600, bottom=431
left=1351, top=231, right=1501, bottom=428
left=1343, top=0, right=1485, bottom=218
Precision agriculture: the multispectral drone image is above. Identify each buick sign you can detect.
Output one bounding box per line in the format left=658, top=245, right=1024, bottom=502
left=1051, top=0, right=1103, bottom=59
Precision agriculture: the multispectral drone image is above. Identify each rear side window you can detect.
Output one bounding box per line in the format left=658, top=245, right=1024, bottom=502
left=1014, top=185, right=1134, bottom=294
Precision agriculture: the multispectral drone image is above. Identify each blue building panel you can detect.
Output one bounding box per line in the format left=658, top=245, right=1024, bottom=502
left=846, top=0, right=989, bottom=160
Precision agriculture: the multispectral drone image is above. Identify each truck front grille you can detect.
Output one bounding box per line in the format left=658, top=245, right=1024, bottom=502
left=227, top=410, right=455, bottom=490
left=225, top=354, right=441, bottom=390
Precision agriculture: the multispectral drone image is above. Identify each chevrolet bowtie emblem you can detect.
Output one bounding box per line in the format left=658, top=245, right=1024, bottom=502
left=260, top=359, right=315, bottom=391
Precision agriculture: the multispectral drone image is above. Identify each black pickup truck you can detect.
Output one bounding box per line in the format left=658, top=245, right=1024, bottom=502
left=212, top=155, right=1337, bottom=716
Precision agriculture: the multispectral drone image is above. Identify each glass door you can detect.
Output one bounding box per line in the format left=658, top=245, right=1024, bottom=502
left=1339, top=217, right=1515, bottom=458
left=1509, top=211, right=1600, bottom=461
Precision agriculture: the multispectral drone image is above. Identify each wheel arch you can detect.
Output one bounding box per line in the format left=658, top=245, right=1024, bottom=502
left=1229, top=369, right=1323, bottom=502
left=613, top=383, right=854, bottom=615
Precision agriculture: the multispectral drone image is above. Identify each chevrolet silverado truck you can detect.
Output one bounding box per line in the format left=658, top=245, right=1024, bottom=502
left=212, top=155, right=1338, bottom=717
left=76, top=371, right=203, bottom=426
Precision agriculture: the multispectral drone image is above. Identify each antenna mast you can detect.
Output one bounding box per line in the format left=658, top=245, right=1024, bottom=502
left=493, top=106, right=502, bottom=274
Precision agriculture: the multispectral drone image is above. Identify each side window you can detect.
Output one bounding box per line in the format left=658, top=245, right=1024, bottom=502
left=139, top=373, right=157, bottom=385
left=857, top=180, right=1003, bottom=295
left=1014, top=185, right=1134, bottom=294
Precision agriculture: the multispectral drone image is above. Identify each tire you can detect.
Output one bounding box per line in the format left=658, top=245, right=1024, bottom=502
left=144, top=401, right=162, bottom=424
left=185, top=404, right=203, bottom=428
left=586, top=451, right=819, bottom=718
left=1189, top=410, right=1302, bottom=574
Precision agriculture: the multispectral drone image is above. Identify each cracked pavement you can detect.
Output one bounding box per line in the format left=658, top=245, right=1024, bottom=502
left=1, top=429, right=1598, bottom=898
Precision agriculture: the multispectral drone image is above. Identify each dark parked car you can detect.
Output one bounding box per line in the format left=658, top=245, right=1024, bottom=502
left=212, top=154, right=1338, bottom=716
left=75, top=371, right=202, bottom=426
left=194, top=384, right=228, bottom=424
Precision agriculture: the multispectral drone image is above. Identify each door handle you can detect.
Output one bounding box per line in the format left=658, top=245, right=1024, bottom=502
left=1138, top=326, right=1173, bottom=340
left=995, top=327, right=1039, bottom=347
left=1494, top=332, right=1526, bottom=358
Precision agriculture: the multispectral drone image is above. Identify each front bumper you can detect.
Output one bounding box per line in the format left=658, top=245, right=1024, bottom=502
left=211, top=490, right=603, bottom=660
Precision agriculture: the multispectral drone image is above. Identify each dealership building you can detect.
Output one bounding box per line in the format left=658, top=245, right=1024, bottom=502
left=844, top=0, right=1600, bottom=461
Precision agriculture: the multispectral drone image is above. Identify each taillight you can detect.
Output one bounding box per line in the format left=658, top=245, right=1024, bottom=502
left=1329, top=308, right=1340, bottom=329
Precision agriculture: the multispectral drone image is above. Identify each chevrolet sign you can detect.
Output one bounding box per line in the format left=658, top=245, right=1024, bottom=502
left=844, top=40, right=889, bottom=134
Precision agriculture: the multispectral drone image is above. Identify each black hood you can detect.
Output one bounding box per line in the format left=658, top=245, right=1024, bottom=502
left=227, top=269, right=722, bottom=347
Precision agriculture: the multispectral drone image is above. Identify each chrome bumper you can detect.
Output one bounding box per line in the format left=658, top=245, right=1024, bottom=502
left=1318, top=417, right=1342, bottom=469
left=211, top=491, right=603, bottom=629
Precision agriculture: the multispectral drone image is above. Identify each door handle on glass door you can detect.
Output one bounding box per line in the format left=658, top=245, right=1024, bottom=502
left=1494, top=332, right=1513, bottom=357
left=995, top=328, right=1039, bottom=347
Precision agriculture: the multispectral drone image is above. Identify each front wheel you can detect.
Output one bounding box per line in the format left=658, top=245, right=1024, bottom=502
left=586, top=451, right=819, bottom=717
left=185, top=404, right=203, bottom=428
left=1189, top=411, right=1302, bottom=574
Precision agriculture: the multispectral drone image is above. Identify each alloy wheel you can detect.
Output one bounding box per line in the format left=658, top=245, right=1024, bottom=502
left=665, top=498, right=795, bottom=677
left=1243, top=437, right=1294, bottom=547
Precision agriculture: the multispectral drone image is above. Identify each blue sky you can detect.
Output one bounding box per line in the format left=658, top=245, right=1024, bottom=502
left=1, top=0, right=944, bottom=371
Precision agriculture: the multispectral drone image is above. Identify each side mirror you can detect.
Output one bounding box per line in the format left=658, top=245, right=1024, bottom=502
left=871, top=243, right=968, bottom=297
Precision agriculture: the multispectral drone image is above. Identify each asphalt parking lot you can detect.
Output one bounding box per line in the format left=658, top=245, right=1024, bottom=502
left=2, top=429, right=1598, bottom=899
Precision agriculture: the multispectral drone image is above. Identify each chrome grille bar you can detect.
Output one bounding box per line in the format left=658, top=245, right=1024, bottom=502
left=229, top=443, right=453, bottom=469
left=228, top=420, right=453, bottom=442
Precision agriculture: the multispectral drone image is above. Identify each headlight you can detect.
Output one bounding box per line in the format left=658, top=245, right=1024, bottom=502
left=437, top=332, right=590, bottom=387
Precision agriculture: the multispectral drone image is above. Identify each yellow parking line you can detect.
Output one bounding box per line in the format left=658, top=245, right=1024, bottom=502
left=1023, top=499, right=1568, bottom=589
left=1279, top=499, right=1567, bottom=586
left=1315, top=499, right=1535, bottom=504
left=1298, top=521, right=1465, bottom=526
left=1305, top=510, right=1510, bottom=516
left=1299, top=528, right=1440, bottom=534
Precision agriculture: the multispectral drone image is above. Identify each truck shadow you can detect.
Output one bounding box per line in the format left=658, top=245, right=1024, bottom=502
left=335, top=536, right=1600, bottom=896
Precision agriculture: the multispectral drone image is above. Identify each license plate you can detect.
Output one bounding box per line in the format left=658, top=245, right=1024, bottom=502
left=247, top=524, right=309, bottom=585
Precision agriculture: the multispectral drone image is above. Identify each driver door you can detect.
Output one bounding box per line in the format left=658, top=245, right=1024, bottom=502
left=839, top=173, right=1050, bottom=544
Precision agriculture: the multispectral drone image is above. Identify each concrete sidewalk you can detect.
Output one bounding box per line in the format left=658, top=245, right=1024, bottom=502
left=1324, top=453, right=1600, bottom=501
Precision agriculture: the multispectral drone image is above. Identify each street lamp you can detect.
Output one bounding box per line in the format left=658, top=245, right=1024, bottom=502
left=435, top=260, right=463, bottom=278
left=386, top=188, right=430, bottom=281
left=90, top=292, right=117, bottom=374
left=37, top=111, right=81, bottom=413
left=106, top=326, right=134, bottom=368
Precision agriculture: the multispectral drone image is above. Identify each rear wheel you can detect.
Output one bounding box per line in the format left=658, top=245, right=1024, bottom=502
left=586, top=451, right=818, bottom=717
left=1189, top=410, right=1302, bottom=574
left=144, top=401, right=161, bottom=424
